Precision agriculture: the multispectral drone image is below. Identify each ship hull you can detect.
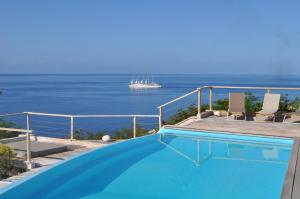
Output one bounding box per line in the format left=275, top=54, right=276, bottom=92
left=129, top=83, right=161, bottom=89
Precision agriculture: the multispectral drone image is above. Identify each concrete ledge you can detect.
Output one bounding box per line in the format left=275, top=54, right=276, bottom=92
left=174, top=111, right=214, bottom=126
left=0, top=136, right=26, bottom=144
left=5, top=141, right=68, bottom=158
left=33, top=136, right=104, bottom=148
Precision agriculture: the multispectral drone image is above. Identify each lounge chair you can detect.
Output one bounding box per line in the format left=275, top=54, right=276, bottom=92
left=283, top=107, right=300, bottom=123
left=227, top=93, right=246, bottom=120
left=255, top=93, right=280, bottom=122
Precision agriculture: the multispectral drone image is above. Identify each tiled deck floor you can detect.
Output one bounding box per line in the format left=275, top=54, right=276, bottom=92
left=170, top=116, right=300, bottom=138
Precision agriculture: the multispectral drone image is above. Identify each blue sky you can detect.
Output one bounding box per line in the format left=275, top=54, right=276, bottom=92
left=0, top=0, right=300, bottom=74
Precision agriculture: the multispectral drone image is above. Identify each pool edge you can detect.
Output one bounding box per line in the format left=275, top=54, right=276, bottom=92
left=281, top=138, right=300, bottom=199
left=0, top=135, right=152, bottom=195
left=162, top=126, right=299, bottom=199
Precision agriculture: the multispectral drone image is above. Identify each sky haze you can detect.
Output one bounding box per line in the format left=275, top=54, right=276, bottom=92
left=0, top=0, right=300, bottom=75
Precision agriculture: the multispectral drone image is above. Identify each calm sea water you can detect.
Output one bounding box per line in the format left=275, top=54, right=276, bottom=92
left=0, top=74, right=300, bottom=137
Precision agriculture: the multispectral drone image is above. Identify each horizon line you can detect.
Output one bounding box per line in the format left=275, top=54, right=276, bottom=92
left=0, top=73, right=299, bottom=76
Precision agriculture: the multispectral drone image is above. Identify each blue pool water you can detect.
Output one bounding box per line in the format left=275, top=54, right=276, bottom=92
left=0, top=128, right=293, bottom=199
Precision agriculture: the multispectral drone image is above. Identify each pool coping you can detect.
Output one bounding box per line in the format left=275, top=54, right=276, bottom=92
left=164, top=125, right=297, bottom=139
left=163, top=126, right=300, bottom=199
left=281, top=138, right=300, bottom=199
left=0, top=135, right=151, bottom=195
left=160, top=127, right=293, bottom=145
left=1, top=127, right=299, bottom=198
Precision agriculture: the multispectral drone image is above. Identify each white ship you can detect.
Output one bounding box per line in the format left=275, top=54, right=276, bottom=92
left=129, top=78, right=162, bottom=89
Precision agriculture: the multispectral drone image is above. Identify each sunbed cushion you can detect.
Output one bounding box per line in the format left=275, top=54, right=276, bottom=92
left=261, top=94, right=280, bottom=113
left=229, top=93, right=245, bottom=113
left=256, top=110, right=276, bottom=115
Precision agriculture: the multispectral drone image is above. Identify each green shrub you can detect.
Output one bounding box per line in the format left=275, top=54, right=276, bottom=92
left=113, top=126, right=149, bottom=139
left=208, top=92, right=300, bottom=115
left=0, top=118, right=19, bottom=139
left=72, top=94, right=300, bottom=140
left=279, top=95, right=290, bottom=112
left=73, top=126, right=150, bottom=140
left=212, top=92, right=263, bottom=115
left=288, top=97, right=300, bottom=112
left=245, top=92, right=263, bottom=115
left=214, top=99, right=229, bottom=111
left=165, top=104, right=200, bottom=125
left=74, top=129, right=107, bottom=140
left=0, top=144, right=15, bottom=179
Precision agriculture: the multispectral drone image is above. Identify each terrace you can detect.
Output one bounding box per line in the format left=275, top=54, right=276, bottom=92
left=159, top=85, right=300, bottom=199
left=1, top=85, right=300, bottom=198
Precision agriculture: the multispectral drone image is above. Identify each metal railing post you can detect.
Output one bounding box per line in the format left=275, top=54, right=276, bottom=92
left=25, top=114, right=32, bottom=169
left=70, top=116, right=74, bottom=140
left=133, top=116, right=137, bottom=138
left=25, top=131, right=32, bottom=169
left=209, top=87, right=213, bottom=111
left=159, top=107, right=163, bottom=129
left=197, top=88, right=202, bottom=119
left=0, top=127, right=33, bottom=169
left=26, top=112, right=30, bottom=131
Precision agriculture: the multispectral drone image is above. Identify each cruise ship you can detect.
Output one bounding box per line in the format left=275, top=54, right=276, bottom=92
left=129, top=79, right=162, bottom=89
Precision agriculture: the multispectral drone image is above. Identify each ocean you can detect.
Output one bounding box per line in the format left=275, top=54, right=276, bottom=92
left=0, top=74, right=300, bottom=137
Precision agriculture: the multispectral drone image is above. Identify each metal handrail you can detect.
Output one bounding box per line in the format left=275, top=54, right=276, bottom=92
left=0, top=127, right=33, bottom=170
left=0, top=112, right=26, bottom=117
left=2, top=85, right=299, bottom=140
left=209, top=86, right=300, bottom=91
left=24, top=112, right=160, bottom=118
left=0, top=127, right=32, bottom=133
left=158, top=89, right=199, bottom=108
left=1, top=112, right=161, bottom=140
left=159, top=85, right=300, bottom=109
left=72, top=114, right=160, bottom=118
left=25, top=112, right=71, bottom=118
left=158, top=85, right=300, bottom=123
left=157, top=86, right=212, bottom=109
left=23, top=112, right=160, bottom=140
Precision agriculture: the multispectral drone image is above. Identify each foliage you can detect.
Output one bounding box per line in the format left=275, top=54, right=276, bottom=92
left=73, top=126, right=150, bottom=140
left=0, top=118, right=19, bottom=139
left=0, top=144, right=15, bottom=179
left=210, top=92, right=263, bottom=114
left=212, top=92, right=300, bottom=115
left=113, top=126, right=149, bottom=139
left=279, top=95, right=290, bottom=112
left=71, top=94, right=300, bottom=139
left=165, top=104, right=200, bottom=125
left=244, top=92, right=263, bottom=114
left=288, top=97, right=300, bottom=112
left=74, top=129, right=107, bottom=140
left=213, top=99, right=229, bottom=111
left=212, top=92, right=264, bottom=115
left=164, top=92, right=300, bottom=124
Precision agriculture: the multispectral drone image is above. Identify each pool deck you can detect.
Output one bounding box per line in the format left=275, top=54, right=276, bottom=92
left=170, top=116, right=300, bottom=138
left=1, top=116, right=300, bottom=197
left=168, top=116, right=300, bottom=199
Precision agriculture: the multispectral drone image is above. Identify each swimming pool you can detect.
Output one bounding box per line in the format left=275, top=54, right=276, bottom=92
left=0, top=128, right=293, bottom=199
